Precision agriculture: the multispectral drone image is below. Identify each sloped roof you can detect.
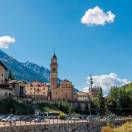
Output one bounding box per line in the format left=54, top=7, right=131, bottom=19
left=62, top=79, right=71, bottom=82
left=52, top=53, right=57, bottom=59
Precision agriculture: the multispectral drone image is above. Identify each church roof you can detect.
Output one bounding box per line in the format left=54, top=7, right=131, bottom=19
left=62, top=79, right=71, bottom=82
left=52, top=53, right=57, bottom=59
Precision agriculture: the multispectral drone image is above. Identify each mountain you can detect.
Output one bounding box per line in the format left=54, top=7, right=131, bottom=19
left=0, top=50, right=51, bottom=82
left=119, top=82, right=132, bottom=93
left=0, top=50, right=80, bottom=92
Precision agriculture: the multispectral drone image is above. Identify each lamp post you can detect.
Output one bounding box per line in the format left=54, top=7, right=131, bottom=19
left=88, top=103, right=92, bottom=116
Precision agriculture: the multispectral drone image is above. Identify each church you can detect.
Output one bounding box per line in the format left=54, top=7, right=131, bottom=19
left=50, top=53, right=73, bottom=101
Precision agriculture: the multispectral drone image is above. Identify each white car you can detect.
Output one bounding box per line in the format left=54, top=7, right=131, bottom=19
left=2, top=116, right=16, bottom=121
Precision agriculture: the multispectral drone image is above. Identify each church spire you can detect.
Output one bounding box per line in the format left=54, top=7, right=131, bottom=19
left=89, top=74, right=94, bottom=89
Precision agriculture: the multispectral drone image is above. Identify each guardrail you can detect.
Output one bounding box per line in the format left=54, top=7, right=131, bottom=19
left=0, top=117, right=131, bottom=128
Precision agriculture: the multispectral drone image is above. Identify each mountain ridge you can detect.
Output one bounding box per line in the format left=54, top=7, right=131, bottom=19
left=0, top=50, right=51, bottom=82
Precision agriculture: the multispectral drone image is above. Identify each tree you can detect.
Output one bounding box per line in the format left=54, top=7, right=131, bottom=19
left=8, top=70, right=15, bottom=80
left=93, top=87, right=105, bottom=115
left=107, top=85, right=132, bottom=116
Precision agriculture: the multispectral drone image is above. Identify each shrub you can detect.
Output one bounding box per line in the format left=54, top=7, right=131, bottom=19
left=59, top=113, right=65, bottom=120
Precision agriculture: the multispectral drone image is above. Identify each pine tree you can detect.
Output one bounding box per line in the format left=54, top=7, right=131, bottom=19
left=8, top=71, right=15, bottom=80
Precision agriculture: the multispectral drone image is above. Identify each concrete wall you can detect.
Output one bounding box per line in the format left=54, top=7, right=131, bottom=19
left=0, top=119, right=130, bottom=132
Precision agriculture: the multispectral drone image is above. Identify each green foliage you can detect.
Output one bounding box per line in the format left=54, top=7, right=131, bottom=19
left=8, top=70, right=15, bottom=80
left=92, top=88, right=105, bottom=115
left=0, top=98, right=34, bottom=115
left=38, top=101, right=74, bottom=114
left=38, top=103, right=62, bottom=113
left=59, top=113, right=65, bottom=120
left=107, top=83, right=132, bottom=115
left=54, top=101, right=74, bottom=114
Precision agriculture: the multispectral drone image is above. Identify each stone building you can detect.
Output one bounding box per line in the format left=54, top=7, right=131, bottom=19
left=0, top=62, right=14, bottom=98
left=73, top=75, right=102, bottom=102
left=50, top=54, right=73, bottom=101
left=24, top=81, right=49, bottom=99
left=73, top=91, right=91, bottom=101
left=0, top=85, right=14, bottom=99
left=0, top=61, right=8, bottom=84
left=9, top=80, right=26, bottom=98
left=88, top=75, right=102, bottom=99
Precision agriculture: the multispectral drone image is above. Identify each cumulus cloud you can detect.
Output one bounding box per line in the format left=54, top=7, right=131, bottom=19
left=0, top=35, right=16, bottom=49
left=82, top=73, right=130, bottom=96
left=81, top=6, right=115, bottom=26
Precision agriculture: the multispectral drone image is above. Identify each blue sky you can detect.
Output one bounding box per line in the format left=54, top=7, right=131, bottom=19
left=0, top=0, right=131, bottom=90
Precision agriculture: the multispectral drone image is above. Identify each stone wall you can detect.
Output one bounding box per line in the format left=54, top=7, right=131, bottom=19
left=0, top=119, right=131, bottom=132
left=0, top=122, right=104, bottom=132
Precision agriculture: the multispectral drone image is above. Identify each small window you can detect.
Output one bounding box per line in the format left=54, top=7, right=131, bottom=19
left=9, top=93, right=12, bottom=96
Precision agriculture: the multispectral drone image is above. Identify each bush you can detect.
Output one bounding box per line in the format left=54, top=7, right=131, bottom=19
left=59, top=113, right=65, bottom=120
left=55, top=101, right=74, bottom=114
left=0, top=97, right=34, bottom=115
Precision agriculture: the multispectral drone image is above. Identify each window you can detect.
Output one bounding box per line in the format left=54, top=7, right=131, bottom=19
left=9, top=93, right=12, bottom=96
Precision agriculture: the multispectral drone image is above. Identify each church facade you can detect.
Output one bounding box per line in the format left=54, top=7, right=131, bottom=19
left=50, top=54, right=73, bottom=101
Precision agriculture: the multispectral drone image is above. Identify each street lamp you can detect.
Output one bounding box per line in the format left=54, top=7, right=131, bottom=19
left=88, top=103, right=92, bottom=116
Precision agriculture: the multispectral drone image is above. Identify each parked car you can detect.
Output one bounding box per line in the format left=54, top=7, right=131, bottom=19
left=86, top=116, right=96, bottom=121
left=1, top=115, right=16, bottom=122
left=32, top=116, right=46, bottom=122
left=21, top=115, right=33, bottom=121
left=0, top=115, right=7, bottom=120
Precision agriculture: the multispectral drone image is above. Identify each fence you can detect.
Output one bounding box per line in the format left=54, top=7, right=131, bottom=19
left=0, top=117, right=131, bottom=128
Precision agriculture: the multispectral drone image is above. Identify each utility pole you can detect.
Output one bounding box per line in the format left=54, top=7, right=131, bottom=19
left=88, top=103, right=92, bottom=116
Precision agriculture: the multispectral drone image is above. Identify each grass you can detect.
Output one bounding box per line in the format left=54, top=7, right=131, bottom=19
left=38, top=103, right=65, bottom=114
left=101, top=121, right=132, bottom=132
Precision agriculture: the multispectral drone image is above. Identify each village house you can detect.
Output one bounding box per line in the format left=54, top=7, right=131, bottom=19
left=0, top=61, right=8, bottom=84
left=24, top=81, right=49, bottom=99
left=73, top=91, right=91, bottom=101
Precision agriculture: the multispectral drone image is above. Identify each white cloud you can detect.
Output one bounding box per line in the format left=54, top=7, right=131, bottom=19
left=81, top=6, right=115, bottom=26
left=0, top=35, right=16, bottom=49
left=82, top=73, right=130, bottom=96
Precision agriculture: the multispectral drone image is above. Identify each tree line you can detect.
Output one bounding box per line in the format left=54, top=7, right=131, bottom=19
left=91, top=82, right=132, bottom=116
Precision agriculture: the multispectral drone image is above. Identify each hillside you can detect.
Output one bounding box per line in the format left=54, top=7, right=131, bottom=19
left=0, top=50, right=58, bottom=82
left=122, top=82, right=132, bottom=92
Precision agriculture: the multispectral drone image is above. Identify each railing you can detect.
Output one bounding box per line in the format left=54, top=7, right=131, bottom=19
left=0, top=117, right=131, bottom=128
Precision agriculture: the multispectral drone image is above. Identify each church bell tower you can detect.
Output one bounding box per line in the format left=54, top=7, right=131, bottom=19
left=50, top=53, right=58, bottom=91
